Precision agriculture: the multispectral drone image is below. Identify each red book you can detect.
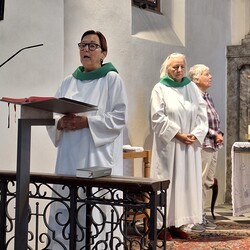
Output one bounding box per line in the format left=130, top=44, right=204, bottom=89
left=1, top=96, right=55, bottom=103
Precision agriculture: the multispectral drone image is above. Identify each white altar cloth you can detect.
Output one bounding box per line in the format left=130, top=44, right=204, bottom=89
left=231, top=142, right=250, bottom=216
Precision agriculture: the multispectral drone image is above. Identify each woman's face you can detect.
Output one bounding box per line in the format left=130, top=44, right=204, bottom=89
left=167, top=57, right=185, bottom=82
left=79, top=34, right=107, bottom=72
left=196, top=69, right=212, bottom=92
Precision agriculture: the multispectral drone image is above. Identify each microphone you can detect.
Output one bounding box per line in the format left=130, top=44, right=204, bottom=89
left=0, top=44, right=43, bottom=68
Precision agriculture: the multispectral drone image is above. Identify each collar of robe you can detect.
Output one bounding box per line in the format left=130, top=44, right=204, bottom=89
left=160, top=75, right=191, bottom=88
left=72, top=62, right=118, bottom=81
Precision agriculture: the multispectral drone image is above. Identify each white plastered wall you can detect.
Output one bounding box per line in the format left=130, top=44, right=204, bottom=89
left=0, top=0, right=63, bottom=173
left=231, top=0, right=250, bottom=45
left=0, top=0, right=249, bottom=208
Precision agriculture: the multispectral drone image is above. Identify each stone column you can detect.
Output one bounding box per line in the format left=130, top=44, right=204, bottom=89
left=226, top=33, right=250, bottom=203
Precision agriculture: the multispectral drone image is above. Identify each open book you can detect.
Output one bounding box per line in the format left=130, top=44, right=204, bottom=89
left=1, top=96, right=55, bottom=103
left=1, top=96, right=98, bottom=114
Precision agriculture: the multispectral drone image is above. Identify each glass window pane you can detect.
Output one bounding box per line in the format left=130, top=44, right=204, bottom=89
left=0, top=0, right=4, bottom=21
left=132, top=0, right=160, bottom=13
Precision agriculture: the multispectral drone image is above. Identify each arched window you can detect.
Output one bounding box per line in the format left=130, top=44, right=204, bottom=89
left=132, top=0, right=160, bottom=13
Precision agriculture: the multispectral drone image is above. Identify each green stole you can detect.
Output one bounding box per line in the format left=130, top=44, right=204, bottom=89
left=72, top=62, right=118, bottom=81
left=160, top=75, right=191, bottom=88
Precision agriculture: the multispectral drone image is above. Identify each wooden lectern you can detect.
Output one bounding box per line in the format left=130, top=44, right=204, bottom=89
left=1, top=97, right=97, bottom=250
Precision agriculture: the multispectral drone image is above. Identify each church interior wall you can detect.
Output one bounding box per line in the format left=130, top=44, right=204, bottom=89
left=0, top=0, right=64, bottom=174
left=185, top=0, right=231, bottom=206
left=0, top=0, right=249, bottom=209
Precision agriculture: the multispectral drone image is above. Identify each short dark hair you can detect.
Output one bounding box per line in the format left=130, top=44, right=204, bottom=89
left=81, top=30, right=107, bottom=52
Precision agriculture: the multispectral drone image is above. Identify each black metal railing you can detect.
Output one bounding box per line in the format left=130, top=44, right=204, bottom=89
left=0, top=171, right=169, bottom=250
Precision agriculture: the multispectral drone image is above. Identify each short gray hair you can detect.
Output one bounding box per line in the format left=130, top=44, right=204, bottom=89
left=189, top=64, right=209, bottom=81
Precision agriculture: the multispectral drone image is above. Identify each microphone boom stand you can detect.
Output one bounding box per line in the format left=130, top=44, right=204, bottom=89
left=0, top=44, right=43, bottom=68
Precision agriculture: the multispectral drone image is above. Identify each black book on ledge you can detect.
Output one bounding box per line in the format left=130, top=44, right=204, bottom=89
left=76, top=166, right=112, bottom=178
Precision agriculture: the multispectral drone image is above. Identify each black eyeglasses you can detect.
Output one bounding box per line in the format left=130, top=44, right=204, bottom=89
left=78, top=42, right=101, bottom=51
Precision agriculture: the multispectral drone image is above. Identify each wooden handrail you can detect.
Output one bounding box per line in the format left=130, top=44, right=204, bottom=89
left=0, top=170, right=169, bottom=192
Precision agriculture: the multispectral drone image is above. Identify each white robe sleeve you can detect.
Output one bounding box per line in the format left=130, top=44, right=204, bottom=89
left=46, top=114, right=63, bottom=147
left=46, top=77, right=71, bottom=147
left=150, top=84, right=180, bottom=144
left=190, top=84, right=209, bottom=145
left=88, top=73, right=128, bottom=147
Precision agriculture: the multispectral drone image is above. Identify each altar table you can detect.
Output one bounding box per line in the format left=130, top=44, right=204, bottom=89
left=231, top=142, right=250, bottom=216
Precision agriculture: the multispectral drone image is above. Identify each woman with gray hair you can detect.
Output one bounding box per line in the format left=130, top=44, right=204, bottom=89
left=188, top=64, right=223, bottom=233
left=150, top=53, right=208, bottom=241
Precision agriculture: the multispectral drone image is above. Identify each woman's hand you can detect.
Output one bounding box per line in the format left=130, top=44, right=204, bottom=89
left=57, top=114, right=88, bottom=131
left=215, top=133, right=223, bottom=145
left=175, top=132, right=196, bottom=145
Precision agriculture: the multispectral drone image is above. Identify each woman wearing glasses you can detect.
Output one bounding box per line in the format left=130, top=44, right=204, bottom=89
left=150, top=53, right=208, bottom=241
left=47, top=30, right=128, bottom=249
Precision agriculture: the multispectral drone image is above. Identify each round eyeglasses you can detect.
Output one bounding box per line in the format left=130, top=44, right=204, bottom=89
left=78, top=42, right=101, bottom=51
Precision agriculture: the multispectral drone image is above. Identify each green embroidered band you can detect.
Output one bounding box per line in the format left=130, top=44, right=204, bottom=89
left=72, top=63, right=118, bottom=81
left=160, top=75, right=191, bottom=88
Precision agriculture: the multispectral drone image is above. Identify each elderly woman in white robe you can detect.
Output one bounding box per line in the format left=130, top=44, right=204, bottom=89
left=150, top=53, right=208, bottom=241
left=47, top=30, right=127, bottom=249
